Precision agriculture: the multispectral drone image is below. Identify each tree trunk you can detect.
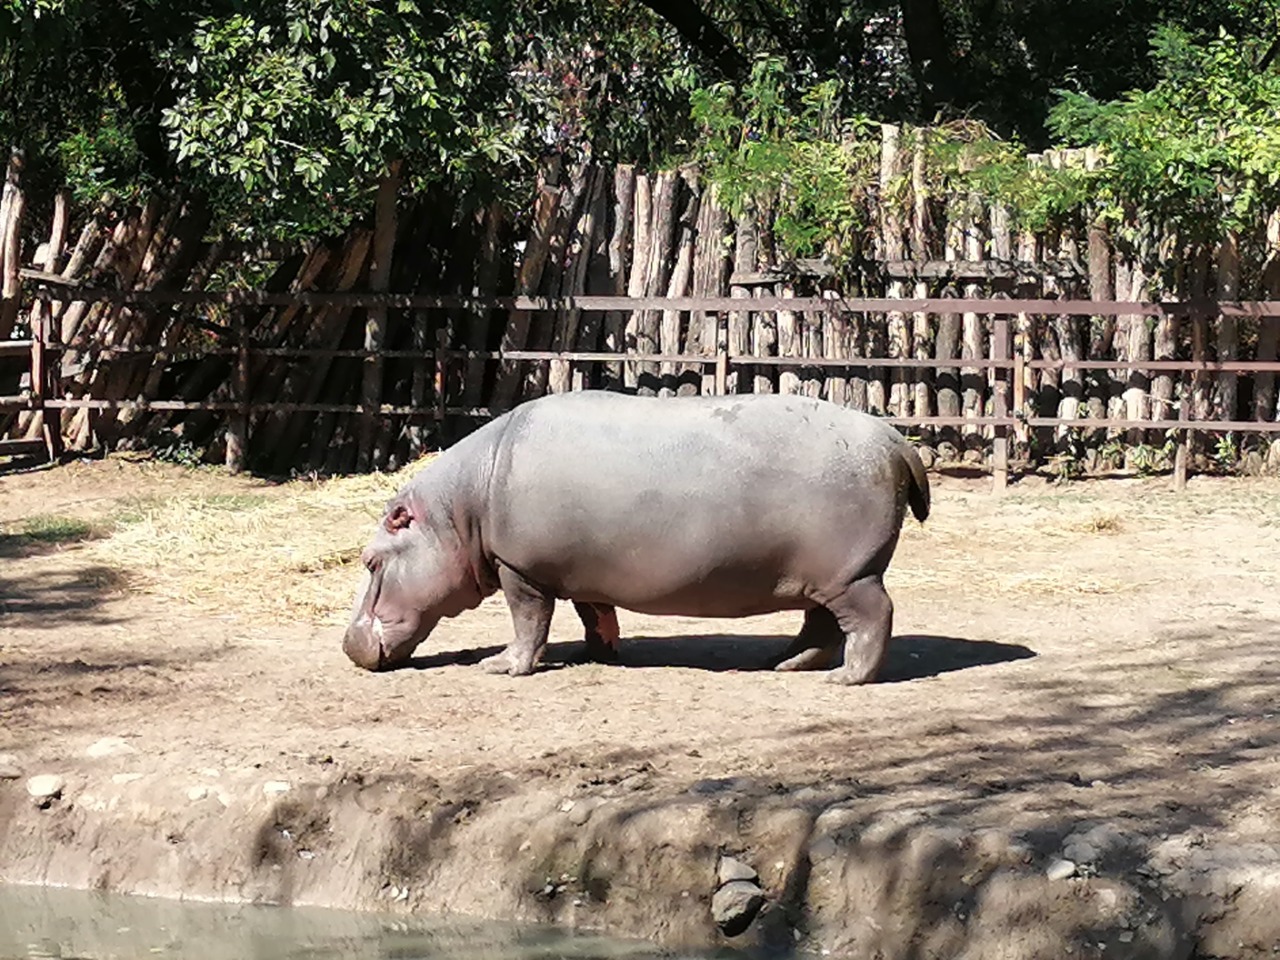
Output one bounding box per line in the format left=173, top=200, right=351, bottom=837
left=357, top=160, right=403, bottom=471
left=880, top=124, right=910, bottom=418
left=601, top=165, right=635, bottom=391
left=659, top=167, right=699, bottom=397
left=462, top=202, right=507, bottom=409
left=1086, top=221, right=1113, bottom=426
left=911, top=130, right=932, bottom=424
left=1216, top=230, right=1241, bottom=421
left=960, top=192, right=984, bottom=440
left=0, top=149, right=25, bottom=340
left=550, top=166, right=608, bottom=394
left=1256, top=215, right=1280, bottom=422
left=624, top=174, right=654, bottom=391
left=490, top=157, right=563, bottom=411
left=528, top=160, right=591, bottom=399
left=726, top=207, right=757, bottom=394
left=691, top=182, right=730, bottom=397
left=628, top=170, right=678, bottom=396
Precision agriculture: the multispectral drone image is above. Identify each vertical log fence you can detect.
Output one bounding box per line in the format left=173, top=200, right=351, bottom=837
left=5, top=282, right=1280, bottom=494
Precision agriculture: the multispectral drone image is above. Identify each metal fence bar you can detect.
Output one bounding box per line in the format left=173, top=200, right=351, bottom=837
left=24, top=281, right=1280, bottom=317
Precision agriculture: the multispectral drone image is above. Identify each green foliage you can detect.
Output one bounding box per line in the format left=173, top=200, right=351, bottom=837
left=690, top=57, right=879, bottom=263
left=158, top=0, right=530, bottom=239
left=1047, top=22, right=1280, bottom=236
left=918, top=122, right=1093, bottom=232
left=2, top=0, right=708, bottom=239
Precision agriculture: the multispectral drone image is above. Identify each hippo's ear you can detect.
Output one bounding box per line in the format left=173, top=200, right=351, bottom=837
left=384, top=503, right=412, bottom=532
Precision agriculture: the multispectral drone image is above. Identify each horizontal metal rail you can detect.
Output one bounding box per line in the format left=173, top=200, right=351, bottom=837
left=24, top=283, right=1280, bottom=317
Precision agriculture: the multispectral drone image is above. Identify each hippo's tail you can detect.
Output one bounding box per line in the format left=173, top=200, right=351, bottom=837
left=902, top=443, right=931, bottom=523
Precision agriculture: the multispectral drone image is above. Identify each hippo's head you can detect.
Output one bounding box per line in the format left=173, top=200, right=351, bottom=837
left=342, top=488, right=482, bottom=671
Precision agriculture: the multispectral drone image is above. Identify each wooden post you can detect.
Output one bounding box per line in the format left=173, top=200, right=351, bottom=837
left=602, top=165, right=635, bottom=392
left=714, top=312, right=729, bottom=396
left=1216, top=230, right=1241, bottom=422
left=358, top=160, right=403, bottom=472
left=992, top=312, right=1011, bottom=493
left=226, top=308, right=250, bottom=473
left=1257, top=211, right=1280, bottom=423
left=434, top=326, right=448, bottom=439
left=1174, top=333, right=1192, bottom=491
left=0, top=149, right=25, bottom=340
left=1013, top=326, right=1027, bottom=446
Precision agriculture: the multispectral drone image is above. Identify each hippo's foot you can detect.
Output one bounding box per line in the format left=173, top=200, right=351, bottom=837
left=824, top=665, right=878, bottom=685
left=582, top=632, right=621, bottom=664
left=478, top=649, right=537, bottom=677
left=774, top=607, right=842, bottom=671
left=774, top=645, right=837, bottom=672
left=573, top=601, right=621, bottom=664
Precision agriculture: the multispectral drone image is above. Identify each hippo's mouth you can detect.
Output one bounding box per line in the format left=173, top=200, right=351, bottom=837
left=343, top=611, right=437, bottom=671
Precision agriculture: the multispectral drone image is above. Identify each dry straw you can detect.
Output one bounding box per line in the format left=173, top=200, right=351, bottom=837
left=84, top=454, right=439, bottom=625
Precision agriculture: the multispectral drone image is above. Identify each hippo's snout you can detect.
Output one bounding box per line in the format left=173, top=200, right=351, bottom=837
left=343, top=613, right=433, bottom=671
left=342, top=617, right=386, bottom=671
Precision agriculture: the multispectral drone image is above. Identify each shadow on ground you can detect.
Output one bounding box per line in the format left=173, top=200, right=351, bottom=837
left=406, top=633, right=1036, bottom=681
left=0, top=563, right=130, bottom=630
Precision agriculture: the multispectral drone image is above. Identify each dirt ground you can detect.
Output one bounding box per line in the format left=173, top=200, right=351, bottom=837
left=2, top=453, right=1279, bottom=959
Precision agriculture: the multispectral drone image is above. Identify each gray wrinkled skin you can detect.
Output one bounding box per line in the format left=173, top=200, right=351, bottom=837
left=343, top=390, right=930, bottom=683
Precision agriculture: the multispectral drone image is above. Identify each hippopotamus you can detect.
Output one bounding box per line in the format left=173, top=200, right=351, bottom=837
left=343, top=390, right=930, bottom=684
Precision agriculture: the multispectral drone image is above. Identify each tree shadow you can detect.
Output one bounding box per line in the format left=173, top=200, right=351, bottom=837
left=404, top=634, right=1035, bottom=681
left=0, top=564, right=130, bottom=630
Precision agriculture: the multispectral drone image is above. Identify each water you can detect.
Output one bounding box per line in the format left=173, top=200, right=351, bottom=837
left=0, top=885, right=731, bottom=960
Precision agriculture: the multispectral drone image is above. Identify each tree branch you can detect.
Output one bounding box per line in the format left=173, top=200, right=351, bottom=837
left=632, top=0, right=749, bottom=81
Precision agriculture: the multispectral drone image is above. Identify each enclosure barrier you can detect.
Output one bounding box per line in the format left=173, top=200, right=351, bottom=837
left=4, top=282, right=1280, bottom=493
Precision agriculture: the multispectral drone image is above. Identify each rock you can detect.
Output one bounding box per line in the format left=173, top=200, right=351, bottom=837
left=689, top=777, right=752, bottom=796
left=187, top=785, right=209, bottom=802
left=263, top=780, right=291, bottom=795
left=717, top=856, right=759, bottom=885
left=111, top=773, right=143, bottom=785
left=1118, top=931, right=1134, bottom=944
left=26, top=774, right=64, bottom=803
left=1046, top=859, right=1078, bottom=881
left=808, top=836, right=838, bottom=863
left=86, top=737, right=136, bottom=759
left=567, top=798, right=601, bottom=826
left=1267, top=440, right=1280, bottom=476
left=1063, top=839, right=1099, bottom=865
left=711, top=880, right=766, bottom=936
left=0, top=754, right=21, bottom=780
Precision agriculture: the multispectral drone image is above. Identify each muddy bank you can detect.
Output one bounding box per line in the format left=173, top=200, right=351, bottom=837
left=2, top=761, right=1277, bottom=960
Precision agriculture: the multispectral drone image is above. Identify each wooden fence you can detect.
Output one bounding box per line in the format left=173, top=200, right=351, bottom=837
left=5, top=280, right=1280, bottom=492
left=3, top=131, right=1280, bottom=489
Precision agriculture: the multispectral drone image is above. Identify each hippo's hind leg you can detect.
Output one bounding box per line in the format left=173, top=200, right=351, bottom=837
left=572, top=601, right=621, bottom=664
left=824, top=573, right=893, bottom=685
left=774, top=607, right=842, bottom=671
left=481, top=565, right=554, bottom=677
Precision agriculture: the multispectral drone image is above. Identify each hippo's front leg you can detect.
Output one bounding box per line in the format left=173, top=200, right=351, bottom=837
left=481, top=565, right=554, bottom=676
